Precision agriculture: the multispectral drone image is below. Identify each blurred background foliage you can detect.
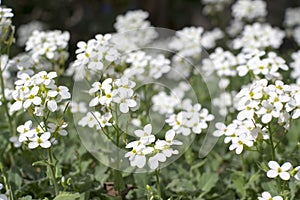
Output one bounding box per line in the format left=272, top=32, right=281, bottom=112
left=3, top=0, right=300, bottom=60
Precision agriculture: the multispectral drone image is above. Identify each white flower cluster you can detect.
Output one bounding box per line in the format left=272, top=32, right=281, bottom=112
left=17, top=21, right=44, bottom=46
left=212, top=91, right=235, bottom=117
left=232, top=0, right=267, bottom=21
left=293, top=26, right=300, bottom=46
left=236, top=79, right=300, bottom=125
left=202, top=49, right=288, bottom=91
left=213, top=119, right=266, bottom=154
left=166, top=99, right=214, bottom=136
left=284, top=7, right=300, bottom=27
left=10, top=71, right=71, bottom=115
left=290, top=50, right=300, bottom=83
left=71, top=34, right=119, bottom=81
left=88, top=77, right=137, bottom=113
left=124, top=51, right=171, bottom=80
left=0, top=7, right=13, bottom=21
left=151, top=82, right=189, bottom=115
left=10, top=120, right=68, bottom=149
left=169, top=27, right=223, bottom=58
left=236, top=51, right=288, bottom=80
left=266, top=161, right=300, bottom=181
left=78, top=111, right=113, bottom=130
left=25, top=30, right=70, bottom=63
left=233, top=23, right=285, bottom=51
left=113, top=10, right=157, bottom=48
left=125, top=124, right=182, bottom=169
left=284, top=7, right=300, bottom=46
left=214, top=79, right=300, bottom=154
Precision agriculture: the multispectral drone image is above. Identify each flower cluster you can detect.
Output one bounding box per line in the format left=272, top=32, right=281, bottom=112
left=125, top=124, right=182, bottom=169
left=88, top=77, right=137, bottom=113
left=10, top=71, right=71, bottom=115
left=78, top=111, right=113, bottom=130
left=214, top=78, right=300, bottom=154
left=202, top=48, right=289, bottom=91
left=17, top=21, right=44, bottom=47
left=166, top=99, right=214, bottom=136
left=11, top=120, right=68, bottom=149
left=124, top=51, right=171, bottom=80
left=290, top=50, right=300, bottom=83
left=151, top=82, right=189, bottom=115
left=284, top=6, right=300, bottom=46
left=284, top=7, right=300, bottom=28
left=25, top=30, right=70, bottom=63
left=71, top=34, right=119, bottom=81
left=113, top=10, right=157, bottom=49
left=233, top=23, right=285, bottom=51
left=236, top=79, right=300, bottom=126
left=232, top=0, right=267, bottom=21
left=169, top=27, right=223, bottom=58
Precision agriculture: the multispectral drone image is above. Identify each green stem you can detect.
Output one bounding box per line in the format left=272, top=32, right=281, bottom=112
left=268, top=124, right=276, bottom=161
left=0, top=162, right=14, bottom=200
left=155, top=169, right=161, bottom=198
left=0, top=62, right=14, bottom=137
left=47, top=148, right=59, bottom=196
left=241, top=154, right=246, bottom=177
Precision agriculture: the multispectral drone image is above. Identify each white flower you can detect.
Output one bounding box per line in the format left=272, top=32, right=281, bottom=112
left=48, top=122, right=68, bottom=136
left=154, top=129, right=182, bottom=157
left=34, top=71, right=57, bottom=86
left=78, top=111, right=101, bottom=129
left=267, top=161, right=292, bottom=180
left=125, top=142, right=154, bottom=168
left=28, top=132, right=52, bottom=149
left=23, top=86, right=42, bottom=109
left=17, top=120, right=34, bottom=142
left=229, top=133, right=254, bottom=154
left=258, top=192, right=283, bottom=200
left=70, top=102, right=87, bottom=113
left=0, top=194, right=8, bottom=200
left=148, top=153, right=166, bottom=170
left=113, top=89, right=137, bottom=113
left=134, top=124, right=155, bottom=145
left=9, top=136, right=22, bottom=148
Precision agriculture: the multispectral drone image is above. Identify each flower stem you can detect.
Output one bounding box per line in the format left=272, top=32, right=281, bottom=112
left=0, top=63, right=14, bottom=136
left=47, top=148, right=59, bottom=196
left=155, top=169, right=161, bottom=198
left=0, top=161, right=14, bottom=200
left=268, top=124, right=276, bottom=160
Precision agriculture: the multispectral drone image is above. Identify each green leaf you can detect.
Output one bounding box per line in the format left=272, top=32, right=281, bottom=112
left=231, top=171, right=246, bottom=198
left=32, top=160, right=49, bottom=167
left=18, top=196, right=32, bottom=200
left=166, top=178, right=196, bottom=193
left=53, top=192, right=80, bottom=200
left=94, top=165, right=109, bottom=185
left=191, top=159, right=207, bottom=171
left=198, top=172, right=219, bottom=192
